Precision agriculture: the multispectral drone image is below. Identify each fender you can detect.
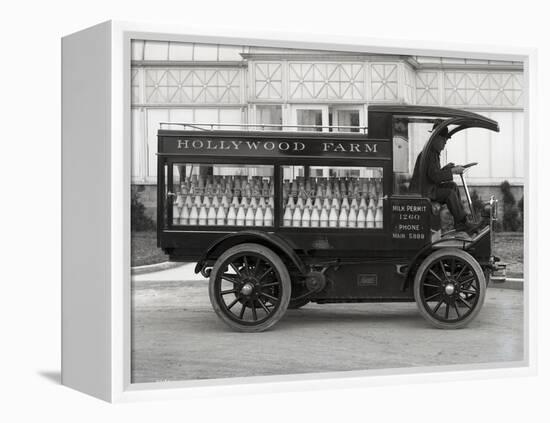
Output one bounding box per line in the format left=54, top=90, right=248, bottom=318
left=402, top=226, right=491, bottom=290
left=194, top=230, right=308, bottom=276
left=402, top=241, right=436, bottom=290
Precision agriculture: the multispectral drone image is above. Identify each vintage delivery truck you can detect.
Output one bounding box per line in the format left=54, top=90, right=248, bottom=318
left=156, top=105, right=506, bottom=332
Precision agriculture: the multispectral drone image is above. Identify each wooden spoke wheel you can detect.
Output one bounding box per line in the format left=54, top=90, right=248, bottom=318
left=208, top=243, right=291, bottom=332
left=414, top=248, right=486, bottom=329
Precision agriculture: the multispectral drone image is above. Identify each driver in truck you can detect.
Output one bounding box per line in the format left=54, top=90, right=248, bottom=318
left=410, top=122, right=480, bottom=233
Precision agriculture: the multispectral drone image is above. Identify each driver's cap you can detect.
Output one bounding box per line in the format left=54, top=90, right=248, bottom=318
left=429, top=119, right=450, bottom=139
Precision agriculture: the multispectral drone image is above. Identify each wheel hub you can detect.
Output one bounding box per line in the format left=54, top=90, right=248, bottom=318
left=444, top=283, right=455, bottom=295
left=241, top=282, right=254, bottom=296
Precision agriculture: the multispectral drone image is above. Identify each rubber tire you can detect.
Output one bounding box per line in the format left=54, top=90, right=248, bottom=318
left=208, top=243, right=291, bottom=332
left=413, top=248, right=486, bottom=329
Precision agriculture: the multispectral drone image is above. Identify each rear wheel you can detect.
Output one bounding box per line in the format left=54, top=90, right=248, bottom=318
left=414, top=248, right=486, bottom=329
left=208, top=243, right=291, bottom=332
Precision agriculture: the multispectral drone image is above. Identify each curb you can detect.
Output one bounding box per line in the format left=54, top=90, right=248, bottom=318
left=489, top=278, right=523, bottom=291
left=131, top=261, right=186, bottom=275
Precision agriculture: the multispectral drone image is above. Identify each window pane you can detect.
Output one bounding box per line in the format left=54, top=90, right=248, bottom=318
left=256, top=105, right=282, bottom=130
left=393, top=116, right=443, bottom=195
left=282, top=165, right=384, bottom=229
left=219, top=108, right=244, bottom=130
left=337, top=110, right=360, bottom=132
left=172, top=164, right=274, bottom=227
left=297, top=109, right=322, bottom=131
left=393, top=117, right=410, bottom=194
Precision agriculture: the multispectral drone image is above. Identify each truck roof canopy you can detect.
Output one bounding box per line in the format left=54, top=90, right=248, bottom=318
left=367, top=104, right=499, bottom=131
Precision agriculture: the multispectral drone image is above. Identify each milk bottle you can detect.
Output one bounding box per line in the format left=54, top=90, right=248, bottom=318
left=198, top=205, right=207, bottom=225
left=310, top=207, right=320, bottom=227
left=341, top=196, right=350, bottom=210
left=286, top=196, right=295, bottom=210
left=185, top=195, right=193, bottom=208
left=375, top=206, right=383, bottom=228
left=212, top=195, right=219, bottom=209
left=176, top=193, right=184, bottom=208
left=302, top=207, right=311, bottom=227
left=221, top=195, right=229, bottom=209
left=264, top=206, right=273, bottom=226
left=245, top=206, right=255, bottom=226
left=189, top=205, right=198, bottom=225
left=226, top=205, right=236, bottom=226
left=329, top=206, right=338, bottom=228
left=292, top=207, right=302, bottom=227
left=366, top=206, right=375, bottom=228
left=181, top=205, right=190, bottom=225
left=338, top=207, right=348, bottom=228
left=283, top=207, right=292, bottom=226
left=173, top=204, right=181, bottom=224
left=194, top=195, right=202, bottom=208
left=255, top=207, right=264, bottom=226
left=348, top=207, right=357, bottom=228
left=207, top=206, right=217, bottom=225
left=357, top=207, right=366, bottom=228
left=236, top=205, right=246, bottom=226
left=320, top=207, right=329, bottom=227
left=216, top=205, right=226, bottom=225
left=314, top=197, right=322, bottom=209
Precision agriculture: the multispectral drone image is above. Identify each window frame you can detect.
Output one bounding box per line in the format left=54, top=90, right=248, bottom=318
left=161, top=156, right=392, bottom=234
left=289, top=104, right=330, bottom=132
left=254, top=104, right=283, bottom=130
left=277, top=160, right=391, bottom=233
left=166, top=158, right=276, bottom=230
left=329, top=106, right=364, bottom=133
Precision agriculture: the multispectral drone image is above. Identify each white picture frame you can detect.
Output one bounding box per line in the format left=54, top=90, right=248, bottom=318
left=61, top=20, right=537, bottom=402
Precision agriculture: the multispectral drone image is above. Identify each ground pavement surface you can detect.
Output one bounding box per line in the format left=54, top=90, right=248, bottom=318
left=131, top=264, right=524, bottom=383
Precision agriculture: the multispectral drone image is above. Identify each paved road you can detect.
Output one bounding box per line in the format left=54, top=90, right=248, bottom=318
left=131, top=267, right=524, bottom=383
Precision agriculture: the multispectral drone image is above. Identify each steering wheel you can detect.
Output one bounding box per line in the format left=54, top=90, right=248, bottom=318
left=461, top=162, right=478, bottom=170
left=446, top=162, right=478, bottom=173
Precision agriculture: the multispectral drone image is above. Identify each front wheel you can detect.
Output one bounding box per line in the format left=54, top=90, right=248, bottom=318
left=208, top=243, right=291, bottom=332
left=414, top=248, right=486, bottom=329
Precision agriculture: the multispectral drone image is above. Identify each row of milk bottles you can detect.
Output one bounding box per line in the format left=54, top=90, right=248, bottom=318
left=179, top=174, right=273, bottom=198
left=282, top=177, right=383, bottom=228
left=282, top=177, right=382, bottom=201
left=173, top=175, right=274, bottom=226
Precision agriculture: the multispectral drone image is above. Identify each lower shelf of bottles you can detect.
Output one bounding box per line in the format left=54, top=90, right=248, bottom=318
left=173, top=195, right=274, bottom=227
left=283, top=205, right=383, bottom=228
left=172, top=195, right=384, bottom=229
